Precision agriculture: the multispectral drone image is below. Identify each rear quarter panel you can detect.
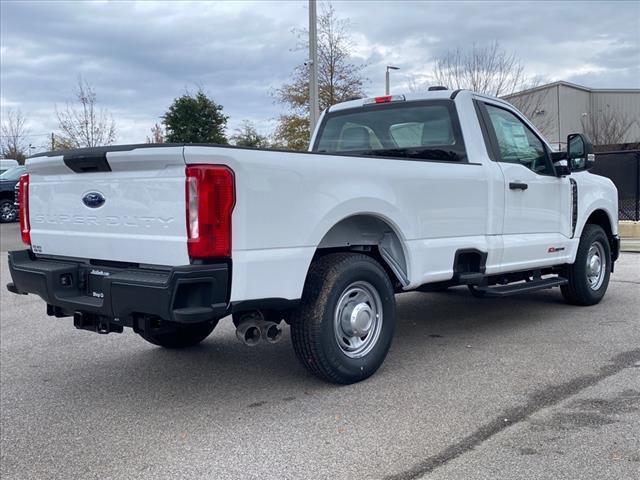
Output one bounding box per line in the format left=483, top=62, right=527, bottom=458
left=184, top=146, right=490, bottom=301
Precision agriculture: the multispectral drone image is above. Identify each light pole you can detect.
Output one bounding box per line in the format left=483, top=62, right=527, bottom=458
left=308, top=0, right=319, bottom=134
left=385, top=66, right=400, bottom=95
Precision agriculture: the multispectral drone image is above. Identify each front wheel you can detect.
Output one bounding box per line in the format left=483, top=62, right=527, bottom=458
left=138, top=320, right=218, bottom=348
left=561, top=224, right=611, bottom=306
left=290, top=253, right=396, bottom=384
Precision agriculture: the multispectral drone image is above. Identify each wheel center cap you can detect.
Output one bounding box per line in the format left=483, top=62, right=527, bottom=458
left=346, top=302, right=373, bottom=337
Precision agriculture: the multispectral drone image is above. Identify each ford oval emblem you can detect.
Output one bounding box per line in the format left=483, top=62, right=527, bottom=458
left=82, top=191, right=105, bottom=208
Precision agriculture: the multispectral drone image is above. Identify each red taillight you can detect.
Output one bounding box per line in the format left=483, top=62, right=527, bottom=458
left=185, top=165, right=235, bottom=259
left=18, top=174, right=30, bottom=245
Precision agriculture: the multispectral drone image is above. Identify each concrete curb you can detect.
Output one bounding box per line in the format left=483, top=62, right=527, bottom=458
left=619, top=221, right=640, bottom=239
left=619, top=222, right=640, bottom=252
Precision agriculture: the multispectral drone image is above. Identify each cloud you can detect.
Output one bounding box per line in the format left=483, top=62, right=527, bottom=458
left=1, top=0, right=638, bottom=147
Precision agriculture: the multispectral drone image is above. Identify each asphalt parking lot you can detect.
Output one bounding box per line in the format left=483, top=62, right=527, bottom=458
left=1, top=221, right=638, bottom=480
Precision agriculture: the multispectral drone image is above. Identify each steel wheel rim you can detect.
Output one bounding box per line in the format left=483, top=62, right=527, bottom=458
left=586, top=240, right=606, bottom=290
left=334, top=281, right=383, bottom=358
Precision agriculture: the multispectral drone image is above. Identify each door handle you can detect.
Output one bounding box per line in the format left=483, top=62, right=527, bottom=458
left=509, top=182, right=528, bottom=190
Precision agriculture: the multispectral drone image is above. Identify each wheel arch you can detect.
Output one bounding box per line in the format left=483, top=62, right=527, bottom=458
left=583, top=209, right=614, bottom=236
left=311, top=213, right=411, bottom=289
left=580, top=208, right=619, bottom=263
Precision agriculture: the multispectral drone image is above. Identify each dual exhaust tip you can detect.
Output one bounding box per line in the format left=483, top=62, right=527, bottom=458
left=236, top=317, right=283, bottom=346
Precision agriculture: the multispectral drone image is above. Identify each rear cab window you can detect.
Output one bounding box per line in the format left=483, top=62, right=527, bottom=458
left=313, top=100, right=467, bottom=162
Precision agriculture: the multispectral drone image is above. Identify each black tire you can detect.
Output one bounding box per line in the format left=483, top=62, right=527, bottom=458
left=467, top=285, right=487, bottom=298
left=0, top=199, right=17, bottom=223
left=561, top=224, right=611, bottom=306
left=138, top=319, right=218, bottom=348
left=290, top=253, right=396, bottom=384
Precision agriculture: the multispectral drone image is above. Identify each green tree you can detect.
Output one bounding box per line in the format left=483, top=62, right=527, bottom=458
left=272, top=115, right=310, bottom=151
left=163, top=90, right=228, bottom=144
left=273, top=3, right=366, bottom=150
left=230, top=120, right=269, bottom=148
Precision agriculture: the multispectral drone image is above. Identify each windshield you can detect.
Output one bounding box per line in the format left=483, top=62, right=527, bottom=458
left=314, top=100, right=466, bottom=162
left=0, top=166, right=26, bottom=180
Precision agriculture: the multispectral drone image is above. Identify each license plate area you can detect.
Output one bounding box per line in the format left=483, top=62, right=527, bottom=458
left=86, top=267, right=113, bottom=300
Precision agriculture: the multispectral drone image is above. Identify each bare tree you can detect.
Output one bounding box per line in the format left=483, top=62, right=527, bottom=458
left=56, top=78, right=116, bottom=148
left=406, top=74, right=426, bottom=94
left=505, top=81, right=554, bottom=139
left=428, top=42, right=553, bottom=137
left=1, top=109, right=30, bottom=163
left=432, top=42, right=525, bottom=96
left=51, top=135, right=76, bottom=151
left=146, top=123, right=165, bottom=144
left=581, top=107, right=638, bottom=146
left=273, top=3, right=366, bottom=150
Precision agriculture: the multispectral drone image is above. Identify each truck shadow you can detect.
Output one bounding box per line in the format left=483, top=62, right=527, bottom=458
left=50, top=285, right=592, bottom=411
left=393, top=286, right=568, bottom=344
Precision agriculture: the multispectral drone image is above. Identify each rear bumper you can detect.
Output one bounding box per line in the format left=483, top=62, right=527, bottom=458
left=6, top=250, right=229, bottom=324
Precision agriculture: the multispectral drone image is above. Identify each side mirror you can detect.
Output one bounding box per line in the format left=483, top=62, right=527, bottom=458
left=567, top=133, right=595, bottom=171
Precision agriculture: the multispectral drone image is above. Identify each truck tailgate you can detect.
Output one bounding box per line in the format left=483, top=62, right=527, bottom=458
left=26, top=146, right=190, bottom=266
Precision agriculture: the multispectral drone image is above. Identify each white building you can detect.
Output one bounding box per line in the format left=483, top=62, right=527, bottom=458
left=504, top=81, right=640, bottom=149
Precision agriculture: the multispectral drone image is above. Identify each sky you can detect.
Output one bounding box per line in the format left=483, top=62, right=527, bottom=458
left=1, top=0, right=639, bottom=149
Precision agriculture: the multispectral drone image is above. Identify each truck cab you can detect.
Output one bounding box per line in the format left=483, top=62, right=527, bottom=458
left=310, top=90, right=618, bottom=281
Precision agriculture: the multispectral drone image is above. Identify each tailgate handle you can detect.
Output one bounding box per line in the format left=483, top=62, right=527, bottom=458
left=64, top=152, right=112, bottom=173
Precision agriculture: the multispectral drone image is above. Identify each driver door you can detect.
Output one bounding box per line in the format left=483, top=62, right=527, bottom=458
left=478, top=102, right=571, bottom=270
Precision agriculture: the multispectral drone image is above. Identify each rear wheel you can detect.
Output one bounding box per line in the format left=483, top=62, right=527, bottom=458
left=561, top=224, right=611, bottom=306
left=290, top=253, right=396, bottom=384
left=138, top=320, right=218, bottom=348
left=0, top=199, right=17, bottom=223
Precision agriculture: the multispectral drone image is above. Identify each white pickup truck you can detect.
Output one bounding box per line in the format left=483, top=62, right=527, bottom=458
left=7, top=89, right=619, bottom=384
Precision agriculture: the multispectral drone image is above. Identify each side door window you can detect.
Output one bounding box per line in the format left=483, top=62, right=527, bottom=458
left=484, top=104, right=553, bottom=175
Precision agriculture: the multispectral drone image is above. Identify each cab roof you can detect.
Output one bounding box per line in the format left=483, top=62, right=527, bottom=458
left=327, top=89, right=513, bottom=113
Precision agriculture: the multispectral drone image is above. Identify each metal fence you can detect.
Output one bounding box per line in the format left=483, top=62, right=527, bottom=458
left=591, top=150, right=640, bottom=221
